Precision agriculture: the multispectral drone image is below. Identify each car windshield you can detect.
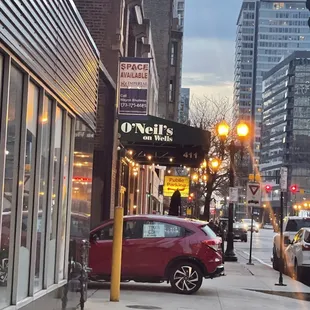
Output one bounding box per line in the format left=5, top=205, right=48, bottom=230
left=286, top=219, right=310, bottom=232
left=201, top=225, right=217, bottom=238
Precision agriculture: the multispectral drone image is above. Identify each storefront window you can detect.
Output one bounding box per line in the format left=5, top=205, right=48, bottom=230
left=0, top=54, right=3, bottom=103
left=47, top=106, right=63, bottom=286
left=17, top=81, right=39, bottom=301
left=69, top=120, right=94, bottom=271
left=58, top=116, right=72, bottom=280
left=1, top=65, right=24, bottom=308
left=34, top=96, right=52, bottom=292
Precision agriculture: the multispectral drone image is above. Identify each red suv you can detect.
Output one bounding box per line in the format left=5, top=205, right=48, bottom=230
left=89, top=215, right=224, bottom=294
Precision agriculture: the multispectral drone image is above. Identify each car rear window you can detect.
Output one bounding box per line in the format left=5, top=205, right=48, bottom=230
left=201, top=225, right=217, bottom=238
left=286, top=218, right=310, bottom=232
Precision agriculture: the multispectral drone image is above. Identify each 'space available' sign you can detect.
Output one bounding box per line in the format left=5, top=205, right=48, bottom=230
left=118, top=57, right=150, bottom=115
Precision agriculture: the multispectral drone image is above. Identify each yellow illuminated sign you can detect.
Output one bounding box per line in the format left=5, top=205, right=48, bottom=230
left=163, top=176, right=190, bottom=198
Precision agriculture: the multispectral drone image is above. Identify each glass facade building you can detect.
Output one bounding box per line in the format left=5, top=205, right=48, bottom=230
left=261, top=51, right=310, bottom=216
left=178, top=88, right=190, bottom=124
left=234, top=1, right=310, bottom=165
left=0, top=1, right=101, bottom=309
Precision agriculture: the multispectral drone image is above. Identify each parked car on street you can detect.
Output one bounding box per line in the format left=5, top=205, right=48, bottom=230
left=89, top=215, right=224, bottom=294
left=284, top=227, right=310, bottom=281
left=272, top=216, right=310, bottom=271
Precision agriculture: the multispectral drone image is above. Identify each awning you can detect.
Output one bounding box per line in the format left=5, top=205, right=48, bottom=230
left=118, top=115, right=210, bottom=167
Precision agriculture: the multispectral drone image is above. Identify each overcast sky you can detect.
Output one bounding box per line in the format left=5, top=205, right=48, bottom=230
left=182, top=0, right=241, bottom=101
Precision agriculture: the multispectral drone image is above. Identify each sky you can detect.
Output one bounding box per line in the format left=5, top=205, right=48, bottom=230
left=182, top=0, right=242, bottom=102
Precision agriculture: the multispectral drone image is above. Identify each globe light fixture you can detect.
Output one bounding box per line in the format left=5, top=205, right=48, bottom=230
left=210, top=158, right=221, bottom=171
left=217, top=120, right=230, bottom=139
left=236, top=122, right=250, bottom=138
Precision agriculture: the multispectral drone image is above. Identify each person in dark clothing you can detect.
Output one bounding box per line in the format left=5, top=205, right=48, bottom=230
left=209, top=220, right=221, bottom=236
left=168, top=190, right=181, bottom=216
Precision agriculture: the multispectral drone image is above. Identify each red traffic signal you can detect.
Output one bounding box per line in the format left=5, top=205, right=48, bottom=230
left=265, top=184, right=272, bottom=193
left=290, top=184, right=298, bottom=194
left=188, top=196, right=192, bottom=201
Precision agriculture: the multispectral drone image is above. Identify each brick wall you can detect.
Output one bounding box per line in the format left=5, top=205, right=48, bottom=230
left=143, top=0, right=174, bottom=119
left=74, top=0, right=124, bottom=224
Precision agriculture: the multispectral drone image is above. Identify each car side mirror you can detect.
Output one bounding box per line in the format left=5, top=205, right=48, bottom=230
left=90, top=234, right=99, bottom=243
left=284, top=237, right=290, bottom=245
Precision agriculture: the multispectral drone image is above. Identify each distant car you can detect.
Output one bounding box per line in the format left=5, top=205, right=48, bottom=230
left=284, top=227, right=310, bottom=281
left=272, top=216, right=310, bottom=271
left=233, top=222, right=247, bottom=242
left=240, top=219, right=259, bottom=233
left=89, top=215, right=224, bottom=294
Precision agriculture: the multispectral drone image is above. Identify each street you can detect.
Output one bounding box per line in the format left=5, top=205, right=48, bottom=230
left=234, top=228, right=275, bottom=267
left=234, top=228, right=310, bottom=287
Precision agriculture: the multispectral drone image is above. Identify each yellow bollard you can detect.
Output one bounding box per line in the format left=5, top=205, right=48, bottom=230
left=110, top=206, right=124, bottom=302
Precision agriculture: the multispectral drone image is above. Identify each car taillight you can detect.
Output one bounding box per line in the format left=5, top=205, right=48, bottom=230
left=203, top=239, right=220, bottom=251
left=302, top=243, right=310, bottom=251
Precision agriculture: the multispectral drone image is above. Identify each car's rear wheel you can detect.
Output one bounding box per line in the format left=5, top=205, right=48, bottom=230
left=169, top=262, right=203, bottom=294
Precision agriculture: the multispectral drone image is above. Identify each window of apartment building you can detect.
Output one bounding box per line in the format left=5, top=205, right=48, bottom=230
left=169, top=80, right=175, bottom=102
left=273, top=3, right=285, bottom=10
left=170, top=42, right=178, bottom=66
left=178, top=2, right=184, bottom=10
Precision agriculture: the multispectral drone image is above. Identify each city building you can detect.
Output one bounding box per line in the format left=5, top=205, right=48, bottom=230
left=178, top=88, right=190, bottom=123
left=0, top=1, right=106, bottom=309
left=261, top=51, right=310, bottom=217
left=173, top=0, right=185, bottom=31
left=144, top=0, right=183, bottom=121
left=74, top=0, right=162, bottom=222
left=234, top=0, right=310, bottom=167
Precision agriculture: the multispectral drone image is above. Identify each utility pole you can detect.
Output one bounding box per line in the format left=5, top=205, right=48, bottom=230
left=275, top=166, right=288, bottom=287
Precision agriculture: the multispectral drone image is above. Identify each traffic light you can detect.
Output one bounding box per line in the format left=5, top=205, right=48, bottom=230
left=307, top=0, right=310, bottom=27
left=290, top=184, right=298, bottom=194
left=188, top=196, right=193, bottom=202
left=265, top=184, right=272, bottom=193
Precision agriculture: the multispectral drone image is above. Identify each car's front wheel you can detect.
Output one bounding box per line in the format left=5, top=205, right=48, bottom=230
left=169, top=262, right=203, bottom=294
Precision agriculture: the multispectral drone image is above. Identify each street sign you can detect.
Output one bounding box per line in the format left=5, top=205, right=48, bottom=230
left=229, top=187, right=238, bottom=203
left=280, top=167, right=288, bottom=192
left=246, top=182, right=261, bottom=207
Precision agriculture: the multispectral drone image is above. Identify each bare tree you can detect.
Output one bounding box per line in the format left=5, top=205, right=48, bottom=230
left=189, top=95, right=234, bottom=221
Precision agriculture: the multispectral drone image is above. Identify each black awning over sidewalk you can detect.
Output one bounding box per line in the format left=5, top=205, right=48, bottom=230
left=118, top=115, right=210, bottom=167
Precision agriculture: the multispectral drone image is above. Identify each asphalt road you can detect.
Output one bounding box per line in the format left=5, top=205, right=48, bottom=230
left=234, top=228, right=275, bottom=267
left=233, top=227, right=310, bottom=286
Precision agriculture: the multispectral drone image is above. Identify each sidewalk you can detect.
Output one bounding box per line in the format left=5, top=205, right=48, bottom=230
left=85, top=256, right=310, bottom=310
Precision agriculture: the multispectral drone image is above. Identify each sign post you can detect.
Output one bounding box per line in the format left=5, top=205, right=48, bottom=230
left=276, top=167, right=288, bottom=287
left=229, top=187, right=238, bottom=203
left=246, top=182, right=261, bottom=265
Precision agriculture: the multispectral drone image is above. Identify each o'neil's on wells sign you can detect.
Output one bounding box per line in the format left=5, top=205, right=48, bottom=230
left=118, top=57, right=150, bottom=116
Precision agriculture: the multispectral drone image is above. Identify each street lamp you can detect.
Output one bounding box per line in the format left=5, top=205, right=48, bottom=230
left=216, top=120, right=250, bottom=262
left=210, top=158, right=221, bottom=171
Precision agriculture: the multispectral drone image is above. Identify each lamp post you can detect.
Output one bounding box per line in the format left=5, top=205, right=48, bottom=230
left=216, top=121, right=250, bottom=262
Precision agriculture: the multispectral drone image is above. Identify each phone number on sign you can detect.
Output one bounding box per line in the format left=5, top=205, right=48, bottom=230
left=120, top=102, right=147, bottom=108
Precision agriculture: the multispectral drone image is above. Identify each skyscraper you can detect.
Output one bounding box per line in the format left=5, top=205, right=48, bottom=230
left=234, top=0, right=310, bottom=167
left=174, top=0, right=185, bottom=31
left=179, top=88, right=190, bottom=124
left=261, top=51, right=310, bottom=217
